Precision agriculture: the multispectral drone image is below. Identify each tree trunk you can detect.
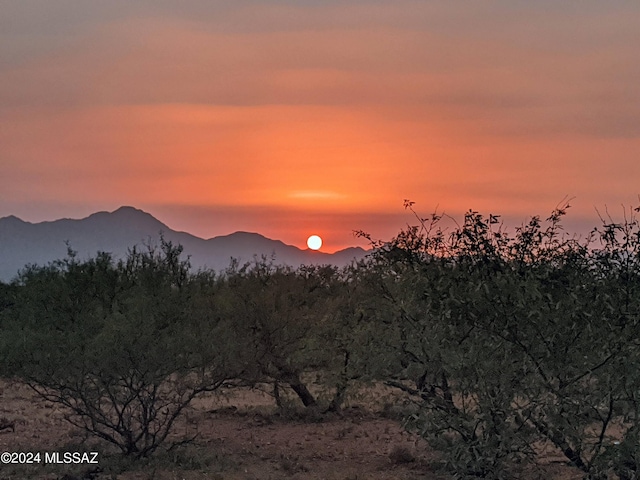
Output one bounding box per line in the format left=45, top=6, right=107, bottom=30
left=281, top=371, right=317, bottom=407
left=326, top=350, right=351, bottom=413
left=289, top=380, right=317, bottom=407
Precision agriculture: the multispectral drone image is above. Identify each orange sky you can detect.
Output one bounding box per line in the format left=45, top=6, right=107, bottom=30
left=2, top=2, right=639, bottom=252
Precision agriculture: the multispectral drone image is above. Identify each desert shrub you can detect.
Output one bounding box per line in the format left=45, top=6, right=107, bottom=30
left=0, top=240, right=239, bottom=457
left=364, top=202, right=640, bottom=479
left=300, top=261, right=389, bottom=412
left=219, top=258, right=387, bottom=413
left=219, top=259, right=335, bottom=408
left=388, top=445, right=415, bottom=464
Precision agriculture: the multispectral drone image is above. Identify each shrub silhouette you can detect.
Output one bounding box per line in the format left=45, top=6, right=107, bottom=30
left=361, top=202, right=640, bottom=479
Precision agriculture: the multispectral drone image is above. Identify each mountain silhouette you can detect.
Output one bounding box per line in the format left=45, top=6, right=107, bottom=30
left=0, top=206, right=368, bottom=282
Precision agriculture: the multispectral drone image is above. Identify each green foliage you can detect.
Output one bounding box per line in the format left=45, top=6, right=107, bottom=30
left=1, top=240, right=238, bottom=457
left=365, top=202, right=640, bottom=479
left=219, top=259, right=339, bottom=408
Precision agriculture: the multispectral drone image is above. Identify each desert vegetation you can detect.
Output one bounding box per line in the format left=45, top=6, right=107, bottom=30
left=1, top=203, right=640, bottom=479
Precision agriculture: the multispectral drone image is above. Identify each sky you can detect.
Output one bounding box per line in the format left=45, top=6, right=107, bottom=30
left=1, top=1, right=639, bottom=252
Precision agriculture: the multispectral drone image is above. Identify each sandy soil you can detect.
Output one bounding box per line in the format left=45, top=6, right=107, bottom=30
left=0, top=380, right=583, bottom=480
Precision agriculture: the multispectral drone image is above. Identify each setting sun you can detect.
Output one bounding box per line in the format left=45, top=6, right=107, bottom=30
left=307, top=235, right=323, bottom=251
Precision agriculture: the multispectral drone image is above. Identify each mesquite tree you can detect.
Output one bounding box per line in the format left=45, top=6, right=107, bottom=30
left=0, top=241, right=238, bottom=457
left=219, top=260, right=331, bottom=408
left=365, top=202, right=640, bottom=479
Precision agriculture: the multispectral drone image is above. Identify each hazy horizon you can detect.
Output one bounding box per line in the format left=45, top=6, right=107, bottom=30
left=0, top=205, right=371, bottom=252
left=1, top=202, right=624, bottom=256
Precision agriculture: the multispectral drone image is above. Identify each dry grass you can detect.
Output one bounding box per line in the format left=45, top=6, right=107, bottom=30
left=0, top=379, right=584, bottom=480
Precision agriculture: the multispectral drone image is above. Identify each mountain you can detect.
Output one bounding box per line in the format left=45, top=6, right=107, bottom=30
left=0, top=206, right=369, bottom=282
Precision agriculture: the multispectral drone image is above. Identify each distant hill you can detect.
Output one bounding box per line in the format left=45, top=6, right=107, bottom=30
left=0, top=206, right=369, bottom=282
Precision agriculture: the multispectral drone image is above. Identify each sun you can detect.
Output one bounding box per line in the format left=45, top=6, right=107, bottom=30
left=307, top=235, right=323, bottom=251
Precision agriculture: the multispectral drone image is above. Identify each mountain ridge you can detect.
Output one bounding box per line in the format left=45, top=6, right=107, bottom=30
left=0, top=206, right=369, bottom=281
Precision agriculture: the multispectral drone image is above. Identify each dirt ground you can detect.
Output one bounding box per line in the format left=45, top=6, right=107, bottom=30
left=0, top=380, right=583, bottom=480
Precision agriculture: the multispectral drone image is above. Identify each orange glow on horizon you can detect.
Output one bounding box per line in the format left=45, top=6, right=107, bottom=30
left=2, top=3, right=640, bottom=252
